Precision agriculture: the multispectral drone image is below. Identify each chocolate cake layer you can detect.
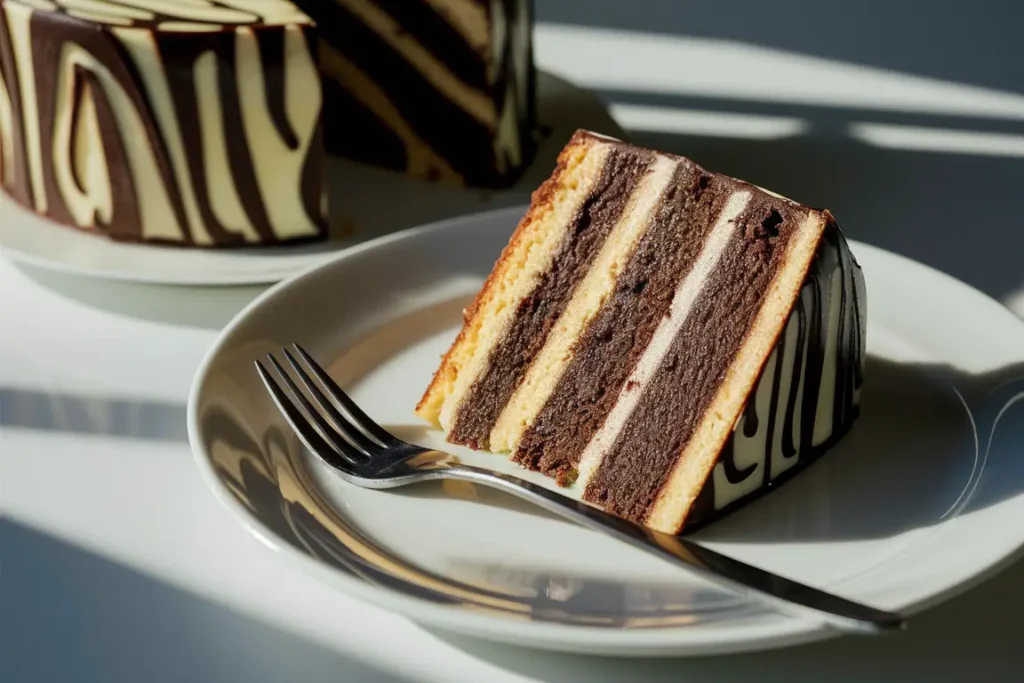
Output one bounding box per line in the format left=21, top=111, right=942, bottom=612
left=512, top=163, right=727, bottom=477
left=449, top=146, right=653, bottom=448
left=0, top=0, right=325, bottom=246
left=584, top=196, right=799, bottom=523
left=296, top=0, right=536, bottom=188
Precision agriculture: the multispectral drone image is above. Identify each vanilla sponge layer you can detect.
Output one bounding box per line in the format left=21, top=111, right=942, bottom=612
left=415, top=135, right=612, bottom=429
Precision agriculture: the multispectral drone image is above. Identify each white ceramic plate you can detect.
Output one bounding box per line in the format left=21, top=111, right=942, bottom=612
left=0, top=73, right=622, bottom=286
left=188, top=205, right=1024, bottom=656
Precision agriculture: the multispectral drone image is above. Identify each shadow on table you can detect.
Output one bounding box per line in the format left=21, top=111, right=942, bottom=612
left=11, top=261, right=266, bottom=330
left=0, top=520, right=407, bottom=683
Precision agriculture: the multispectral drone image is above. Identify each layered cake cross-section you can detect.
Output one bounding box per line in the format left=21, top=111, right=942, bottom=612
left=416, top=131, right=866, bottom=534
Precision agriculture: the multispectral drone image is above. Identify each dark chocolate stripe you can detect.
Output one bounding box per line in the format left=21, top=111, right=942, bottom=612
left=372, top=0, right=488, bottom=88
left=513, top=164, right=728, bottom=477
left=27, top=10, right=176, bottom=241
left=300, top=0, right=500, bottom=184
left=449, top=146, right=654, bottom=449
left=159, top=32, right=247, bottom=246
left=0, top=6, right=34, bottom=207
left=490, top=0, right=535, bottom=184
left=583, top=195, right=801, bottom=525
left=299, top=105, right=325, bottom=233
left=256, top=26, right=298, bottom=149
left=322, top=66, right=408, bottom=170
left=760, top=316, right=787, bottom=487
left=781, top=298, right=807, bottom=458
left=29, top=11, right=74, bottom=225
left=91, top=17, right=192, bottom=243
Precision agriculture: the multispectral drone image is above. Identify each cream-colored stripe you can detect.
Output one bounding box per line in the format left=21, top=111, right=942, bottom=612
left=646, top=211, right=826, bottom=533
left=320, top=44, right=460, bottom=183
left=339, top=0, right=495, bottom=125
left=6, top=3, right=46, bottom=211
left=193, top=49, right=258, bottom=242
left=157, top=22, right=220, bottom=32
left=58, top=43, right=185, bottom=241
left=70, top=0, right=253, bottom=24
left=811, top=266, right=843, bottom=446
left=60, top=0, right=152, bottom=20
left=68, top=9, right=132, bottom=24
left=437, top=141, right=613, bottom=432
left=575, top=191, right=752, bottom=492
left=0, top=61, right=13, bottom=187
left=52, top=45, right=112, bottom=227
left=236, top=25, right=321, bottom=239
left=14, top=0, right=55, bottom=11
left=490, top=156, right=679, bottom=453
left=424, top=0, right=488, bottom=54
left=492, top=76, right=519, bottom=175
left=113, top=28, right=211, bottom=244
left=215, top=0, right=311, bottom=25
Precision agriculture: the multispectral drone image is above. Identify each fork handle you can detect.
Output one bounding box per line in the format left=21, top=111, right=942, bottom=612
left=429, top=463, right=906, bottom=634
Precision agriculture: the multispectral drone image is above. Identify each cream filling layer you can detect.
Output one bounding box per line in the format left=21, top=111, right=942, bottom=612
left=574, top=190, right=753, bottom=491
left=491, top=155, right=679, bottom=453
left=437, top=141, right=612, bottom=432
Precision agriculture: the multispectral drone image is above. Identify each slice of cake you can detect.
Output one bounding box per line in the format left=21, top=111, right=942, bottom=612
left=292, top=0, right=537, bottom=188
left=416, top=130, right=866, bottom=534
left=0, top=0, right=325, bottom=246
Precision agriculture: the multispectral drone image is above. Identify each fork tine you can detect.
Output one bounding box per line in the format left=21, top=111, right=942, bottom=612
left=255, top=360, right=362, bottom=470
left=291, top=343, right=396, bottom=447
left=262, top=355, right=369, bottom=464
left=281, top=347, right=381, bottom=456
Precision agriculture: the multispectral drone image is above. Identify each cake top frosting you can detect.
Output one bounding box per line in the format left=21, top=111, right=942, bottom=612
left=8, top=0, right=312, bottom=29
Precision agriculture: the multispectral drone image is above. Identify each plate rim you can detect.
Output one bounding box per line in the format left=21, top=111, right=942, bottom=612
left=187, top=205, right=1024, bottom=655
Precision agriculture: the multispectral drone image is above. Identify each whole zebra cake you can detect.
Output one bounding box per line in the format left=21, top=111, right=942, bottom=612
left=0, top=0, right=325, bottom=246
left=417, top=131, right=866, bottom=534
left=293, top=0, right=537, bottom=188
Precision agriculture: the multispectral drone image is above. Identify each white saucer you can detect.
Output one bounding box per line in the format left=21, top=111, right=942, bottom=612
left=0, top=72, right=623, bottom=286
left=188, top=206, right=1024, bottom=656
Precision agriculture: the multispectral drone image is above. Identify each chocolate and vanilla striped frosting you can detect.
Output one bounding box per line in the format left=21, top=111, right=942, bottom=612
left=0, top=0, right=325, bottom=245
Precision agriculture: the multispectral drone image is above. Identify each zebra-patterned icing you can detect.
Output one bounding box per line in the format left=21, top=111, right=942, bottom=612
left=689, top=224, right=866, bottom=527
left=0, top=0, right=325, bottom=246
left=297, top=0, right=537, bottom=188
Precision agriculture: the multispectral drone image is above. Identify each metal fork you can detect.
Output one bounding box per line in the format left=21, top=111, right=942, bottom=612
left=256, top=344, right=907, bottom=635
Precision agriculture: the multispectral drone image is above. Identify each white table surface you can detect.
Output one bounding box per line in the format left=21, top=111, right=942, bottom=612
left=4, top=19, right=1024, bottom=682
